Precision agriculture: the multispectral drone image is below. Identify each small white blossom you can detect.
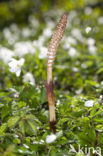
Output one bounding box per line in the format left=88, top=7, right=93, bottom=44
left=71, top=28, right=84, bottom=42
left=101, top=81, right=103, bottom=85
left=72, top=67, right=79, bottom=72
left=46, top=20, right=55, bottom=29
left=38, top=36, right=46, bottom=46
left=8, top=58, right=25, bottom=77
left=84, top=7, right=92, bottom=15
left=28, top=16, right=39, bottom=28
left=14, top=134, right=19, bottom=138
left=84, top=100, right=94, bottom=107
left=46, top=134, right=56, bottom=144
left=10, top=88, right=19, bottom=98
left=68, top=10, right=77, bottom=23
left=23, top=72, right=35, bottom=85
left=67, top=36, right=77, bottom=45
left=87, top=38, right=95, bottom=46
left=75, top=89, right=83, bottom=95
left=98, top=16, right=103, bottom=25
left=3, top=27, right=19, bottom=44
left=18, top=149, right=23, bottom=153
left=56, top=99, right=60, bottom=106
left=68, top=47, right=78, bottom=57
left=22, top=28, right=31, bottom=37
left=88, top=45, right=97, bottom=54
left=23, top=144, right=29, bottom=149
left=33, top=36, right=45, bottom=48
left=33, top=140, right=44, bottom=145
left=81, top=63, right=87, bottom=69
left=63, top=43, right=70, bottom=50
left=43, top=28, right=52, bottom=38
left=39, top=46, right=47, bottom=59
left=85, top=27, right=92, bottom=33
left=0, top=47, right=14, bottom=63
left=14, top=41, right=35, bottom=57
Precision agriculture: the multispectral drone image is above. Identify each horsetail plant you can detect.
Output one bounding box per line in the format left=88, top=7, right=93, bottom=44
left=45, top=13, right=67, bottom=133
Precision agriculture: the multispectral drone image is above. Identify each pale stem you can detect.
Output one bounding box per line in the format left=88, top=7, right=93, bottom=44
left=49, top=105, right=56, bottom=122
left=47, top=66, right=52, bottom=84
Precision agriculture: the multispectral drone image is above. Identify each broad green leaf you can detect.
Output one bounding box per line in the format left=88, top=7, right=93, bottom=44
left=0, top=123, right=7, bottom=134
left=18, top=101, right=26, bottom=108
left=19, top=120, right=25, bottom=135
left=8, top=116, right=20, bottom=127
left=96, top=125, right=103, bottom=130
left=97, top=68, right=103, bottom=74
left=27, top=120, right=37, bottom=135
left=26, top=114, right=41, bottom=125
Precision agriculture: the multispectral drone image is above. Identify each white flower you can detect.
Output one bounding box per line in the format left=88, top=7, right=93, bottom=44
left=14, top=134, right=19, bottom=138
left=84, top=100, right=94, bottom=107
left=88, top=45, right=97, bottom=54
left=85, top=27, right=92, bottom=33
left=63, top=43, right=70, bottom=50
left=87, top=38, right=95, bottom=46
left=10, top=24, right=19, bottom=32
left=98, top=16, right=103, bottom=25
left=28, top=16, right=39, bottom=28
left=3, top=27, right=19, bottom=45
left=67, top=36, right=77, bottom=45
left=23, top=144, right=29, bottom=149
left=23, top=72, right=35, bottom=85
left=46, top=20, right=55, bottom=29
left=8, top=58, right=25, bottom=77
left=38, top=36, right=45, bottom=46
left=0, top=47, right=14, bottom=63
left=71, top=28, right=84, bottom=42
left=39, top=46, right=47, bottom=59
left=14, top=41, right=35, bottom=57
left=56, top=99, right=60, bottom=106
left=43, top=28, right=52, bottom=38
left=72, top=67, right=79, bottom=72
left=33, top=140, right=44, bottom=145
left=10, top=88, right=19, bottom=98
left=33, top=36, right=45, bottom=48
left=84, top=7, right=92, bottom=15
left=81, top=63, right=87, bottom=69
left=68, top=47, right=78, bottom=57
left=101, top=81, right=103, bottom=85
left=22, top=28, right=31, bottom=37
left=18, top=149, right=23, bottom=153
left=46, top=134, right=56, bottom=143
left=75, top=89, right=83, bottom=95
left=68, top=10, right=77, bottom=23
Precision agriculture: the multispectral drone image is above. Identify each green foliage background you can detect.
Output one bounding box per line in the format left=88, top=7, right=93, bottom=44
left=0, top=0, right=103, bottom=155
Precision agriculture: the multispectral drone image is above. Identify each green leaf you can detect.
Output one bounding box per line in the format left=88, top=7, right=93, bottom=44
left=26, top=114, right=41, bottom=125
left=19, top=120, right=25, bottom=135
left=96, top=125, right=103, bottom=130
left=27, top=119, right=37, bottom=135
left=40, top=87, right=47, bottom=104
left=97, top=67, right=103, bottom=74
left=76, top=153, right=85, bottom=156
left=8, top=116, right=20, bottom=127
left=18, top=101, right=26, bottom=108
left=0, top=123, right=7, bottom=134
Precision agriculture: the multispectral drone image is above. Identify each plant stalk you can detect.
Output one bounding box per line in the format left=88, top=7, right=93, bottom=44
left=45, top=13, right=67, bottom=133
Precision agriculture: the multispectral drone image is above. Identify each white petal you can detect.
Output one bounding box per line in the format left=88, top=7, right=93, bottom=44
left=16, top=69, right=21, bottom=77
left=84, top=100, right=94, bottom=107
left=46, top=134, right=56, bottom=144
left=19, top=58, right=25, bottom=66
